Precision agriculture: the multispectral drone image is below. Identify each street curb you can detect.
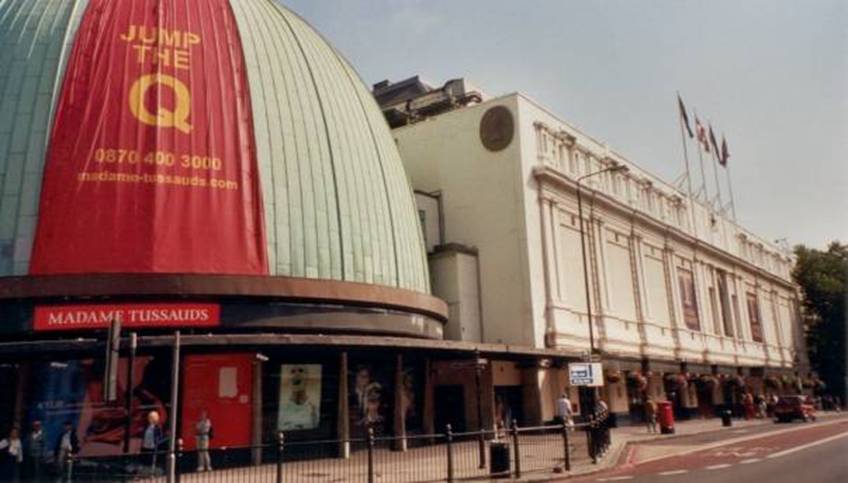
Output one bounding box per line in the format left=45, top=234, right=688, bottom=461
left=531, top=413, right=848, bottom=481
left=633, top=415, right=848, bottom=465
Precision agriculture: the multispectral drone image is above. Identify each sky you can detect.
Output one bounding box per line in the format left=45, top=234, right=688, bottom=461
left=284, top=0, right=847, bottom=250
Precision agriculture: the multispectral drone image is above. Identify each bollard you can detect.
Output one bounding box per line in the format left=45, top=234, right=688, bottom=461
left=367, top=427, right=376, bottom=483
left=562, top=421, right=571, bottom=472
left=446, top=424, right=455, bottom=483
left=276, top=431, right=284, bottom=483
left=511, top=419, right=521, bottom=479
left=65, top=452, right=74, bottom=483
left=175, top=438, right=183, bottom=483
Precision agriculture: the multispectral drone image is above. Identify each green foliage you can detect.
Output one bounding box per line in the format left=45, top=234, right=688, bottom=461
left=792, top=242, right=847, bottom=400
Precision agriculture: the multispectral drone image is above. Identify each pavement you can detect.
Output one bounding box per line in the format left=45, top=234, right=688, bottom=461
left=561, top=411, right=848, bottom=483
left=161, top=412, right=848, bottom=482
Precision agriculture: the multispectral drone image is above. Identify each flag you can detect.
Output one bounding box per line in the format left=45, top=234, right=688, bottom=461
left=677, top=95, right=693, bottom=138
left=695, top=116, right=708, bottom=151
left=720, top=136, right=729, bottom=166
left=709, top=125, right=720, bottom=158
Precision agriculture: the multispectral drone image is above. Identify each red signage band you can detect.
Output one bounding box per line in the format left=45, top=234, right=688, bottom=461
left=30, top=0, right=268, bottom=275
left=33, top=303, right=220, bottom=332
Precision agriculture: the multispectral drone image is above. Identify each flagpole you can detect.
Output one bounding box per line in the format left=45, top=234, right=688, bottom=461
left=708, top=136, right=724, bottom=211
left=676, top=94, right=697, bottom=236
left=692, top=109, right=709, bottom=203
left=725, top=159, right=737, bottom=221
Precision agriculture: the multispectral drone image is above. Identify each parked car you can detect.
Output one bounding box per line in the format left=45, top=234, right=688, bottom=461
left=774, top=395, right=817, bottom=423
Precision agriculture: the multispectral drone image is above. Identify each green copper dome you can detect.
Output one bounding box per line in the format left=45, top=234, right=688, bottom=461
left=0, top=0, right=429, bottom=293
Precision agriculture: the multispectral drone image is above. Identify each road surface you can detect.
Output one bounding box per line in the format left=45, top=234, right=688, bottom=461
left=574, top=417, right=848, bottom=483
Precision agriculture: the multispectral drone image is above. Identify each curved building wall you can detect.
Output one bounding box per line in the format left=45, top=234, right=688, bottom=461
left=0, top=0, right=429, bottom=293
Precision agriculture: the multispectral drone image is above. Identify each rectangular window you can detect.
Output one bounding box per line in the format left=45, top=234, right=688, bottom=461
left=746, top=292, right=763, bottom=342
left=716, top=270, right=734, bottom=337
left=709, top=287, right=720, bottom=334
left=677, top=268, right=700, bottom=331
left=418, top=209, right=427, bottom=247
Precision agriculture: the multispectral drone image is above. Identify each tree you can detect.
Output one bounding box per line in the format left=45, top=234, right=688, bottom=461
left=792, top=242, right=847, bottom=403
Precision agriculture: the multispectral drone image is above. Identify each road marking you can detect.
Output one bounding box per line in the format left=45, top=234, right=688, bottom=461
left=739, top=458, right=761, bottom=464
left=704, top=463, right=731, bottom=470
left=597, top=477, right=634, bottom=481
left=635, top=417, right=848, bottom=465
left=765, top=431, right=848, bottom=459
left=731, top=429, right=748, bottom=434
left=657, top=470, right=688, bottom=476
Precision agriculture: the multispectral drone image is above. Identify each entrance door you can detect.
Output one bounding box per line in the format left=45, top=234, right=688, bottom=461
left=495, top=386, right=524, bottom=427
left=181, top=354, right=254, bottom=450
left=434, top=385, right=466, bottom=433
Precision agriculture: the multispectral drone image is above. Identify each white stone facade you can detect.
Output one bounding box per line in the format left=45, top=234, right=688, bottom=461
left=393, top=92, right=803, bottom=373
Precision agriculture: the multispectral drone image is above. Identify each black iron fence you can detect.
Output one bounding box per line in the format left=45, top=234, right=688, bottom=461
left=63, top=412, right=611, bottom=482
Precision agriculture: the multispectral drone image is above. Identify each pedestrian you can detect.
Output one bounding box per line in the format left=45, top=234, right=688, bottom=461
left=743, top=392, right=755, bottom=420
left=54, top=421, right=79, bottom=478
left=1, top=427, right=23, bottom=482
left=555, top=393, right=573, bottom=429
left=141, top=411, right=164, bottom=470
left=25, top=420, right=45, bottom=480
left=596, top=398, right=609, bottom=417
left=195, top=410, right=213, bottom=472
left=644, top=397, right=658, bottom=433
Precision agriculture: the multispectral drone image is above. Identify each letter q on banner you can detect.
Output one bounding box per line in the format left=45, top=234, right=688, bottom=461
left=129, top=73, right=193, bottom=134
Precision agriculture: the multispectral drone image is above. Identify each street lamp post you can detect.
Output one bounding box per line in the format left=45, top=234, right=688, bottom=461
left=575, top=165, right=628, bottom=420
left=473, top=349, right=486, bottom=469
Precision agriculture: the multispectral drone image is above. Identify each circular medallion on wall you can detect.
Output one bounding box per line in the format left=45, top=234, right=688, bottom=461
left=479, top=105, right=514, bottom=152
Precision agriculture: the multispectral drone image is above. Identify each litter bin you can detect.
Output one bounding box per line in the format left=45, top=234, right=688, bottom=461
left=721, top=409, right=733, bottom=427
left=657, top=401, right=675, bottom=434
left=489, top=441, right=511, bottom=476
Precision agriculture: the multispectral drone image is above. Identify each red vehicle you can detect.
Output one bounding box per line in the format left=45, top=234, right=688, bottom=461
left=774, top=395, right=817, bottom=423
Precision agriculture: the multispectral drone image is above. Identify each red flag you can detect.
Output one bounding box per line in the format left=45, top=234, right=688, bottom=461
left=720, top=136, right=730, bottom=166
left=695, top=116, right=708, bottom=151
left=678, top=95, right=694, bottom=138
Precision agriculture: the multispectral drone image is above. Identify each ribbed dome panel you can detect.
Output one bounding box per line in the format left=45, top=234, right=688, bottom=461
left=0, top=0, right=429, bottom=293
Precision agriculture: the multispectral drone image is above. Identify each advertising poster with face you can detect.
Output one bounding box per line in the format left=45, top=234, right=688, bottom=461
left=27, top=356, right=169, bottom=457
left=401, top=365, right=423, bottom=432
left=349, top=362, right=393, bottom=437
left=277, top=365, right=322, bottom=431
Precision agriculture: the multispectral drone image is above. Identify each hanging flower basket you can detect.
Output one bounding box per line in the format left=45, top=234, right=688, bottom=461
left=764, top=376, right=782, bottom=390
left=697, top=374, right=718, bottom=388
left=627, top=372, right=648, bottom=391
left=726, top=375, right=746, bottom=388
left=605, top=369, right=623, bottom=383
left=781, top=374, right=797, bottom=387
left=665, top=373, right=688, bottom=390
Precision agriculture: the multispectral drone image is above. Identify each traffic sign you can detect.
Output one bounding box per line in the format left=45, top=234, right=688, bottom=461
left=569, top=362, right=604, bottom=387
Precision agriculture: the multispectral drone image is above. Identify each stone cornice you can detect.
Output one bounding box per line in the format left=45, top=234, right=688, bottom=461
left=533, top=165, right=795, bottom=291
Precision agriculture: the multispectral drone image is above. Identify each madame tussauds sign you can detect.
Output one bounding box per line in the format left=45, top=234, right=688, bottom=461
left=34, top=303, right=220, bottom=331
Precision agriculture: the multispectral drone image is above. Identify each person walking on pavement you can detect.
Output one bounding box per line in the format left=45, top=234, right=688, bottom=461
left=141, top=411, right=164, bottom=471
left=0, top=427, right=23, bottom=482
left=644, top=397, right=658, bottom=433
left=195, top=410, right=213, bottom=472
left=555, top=393, right=574, bottom=429
left=743, top=391, right=755, bottom=420
left=54, top=421, right=79, bottom=478
left=25, top=420, right=45, bottom=480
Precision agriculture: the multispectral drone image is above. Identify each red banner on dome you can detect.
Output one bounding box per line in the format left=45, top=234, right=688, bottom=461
left=30, top=0, right=267, bottom=275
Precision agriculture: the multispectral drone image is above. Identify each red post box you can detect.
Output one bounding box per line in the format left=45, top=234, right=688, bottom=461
left=657, top=401, right=675, bottom=434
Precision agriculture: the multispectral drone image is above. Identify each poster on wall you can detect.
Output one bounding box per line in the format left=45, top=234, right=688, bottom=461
left=349, top=362, right=393, bottom=437
left=401, top=365, right=423, bottom=432
left=277, top=364, right=322, bottom=431
left=27, top=356, right=170, bottom=457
